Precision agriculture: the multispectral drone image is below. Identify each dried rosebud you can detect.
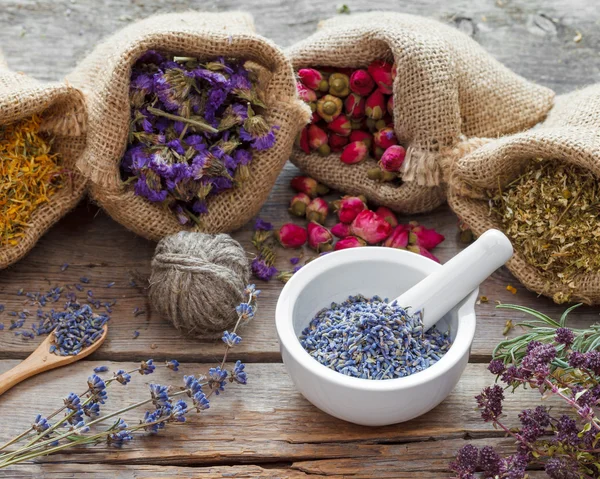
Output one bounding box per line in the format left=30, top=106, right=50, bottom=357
left=307, top=222, right=334, bottom=252
left=368, top=60, right=393, bottom=94
left=381, top=170, right=397, bottom=182
left=328, top=72, right=351, bottom=97
left=365, top=90, right=386, bottom=120
left=373, top=127, right=398, bottom=150
left=329, top=134, right=349, bottom=152
left=350, top=210, right=392, bottom=244
left=306, top=197, right=329, bottom=224
left=349, top=130, right=373, bottom=148
left=350, top=118, right=367, bottom=131
left=375, top=206, right=398, bottom=227
left=344, top=93, right=366, bottom=119
left=289, top=192, right=311, bottom=217
left=298, top=126, right=310, bottom=154
left=297, top=83, right=317, bottom=103
left=327, top=114, right=352, bottom=137
left=277, top=223, right=308, bottom=248
left=387, top=95, right=394, bottom=116
left=290, top=176, right=329, bottom=197
left=375, top=119, right=388, bottom=131
left=367, top=167, right=383, bottom=181
left=407, top=244, right=440, bottom=263
left=333, top=195, right=367, bottom=223
left=339, top=141, right=367, bottom=165
left=383, top=225, right=409, bottom=249
left=391, top=63, right=397, bottom=80
left=409, top=224, right=445, bottom=250
left=308, top=124, right=330, bottom=156
left=349, top=69, right=375, bottom=96
left=331, top=222, right=351, bottom=238
left=298, top=68, right=324, bottom=90
left=379, top=145, right=406, bottom=172
left=334, top=236, right=366, bottom=251
left=316, top=94, right=343, bottom=122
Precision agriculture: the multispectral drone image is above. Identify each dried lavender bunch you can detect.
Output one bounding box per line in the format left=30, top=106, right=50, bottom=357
left=123, top=50, right=277, bottom=225
left=0, top=285, right=259, bottom=469
left=450, top=305, right=600, bottom=479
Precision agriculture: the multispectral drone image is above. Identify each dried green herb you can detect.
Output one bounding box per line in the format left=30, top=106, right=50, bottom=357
left=491, top=159, right=600, bottom=296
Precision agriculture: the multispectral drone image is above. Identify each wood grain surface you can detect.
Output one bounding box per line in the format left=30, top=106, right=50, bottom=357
left=0, top=0, right=598, bottom=476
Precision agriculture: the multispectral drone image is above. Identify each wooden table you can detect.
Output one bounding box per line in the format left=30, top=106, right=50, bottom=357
left=0, top=1, right=598, bottom=477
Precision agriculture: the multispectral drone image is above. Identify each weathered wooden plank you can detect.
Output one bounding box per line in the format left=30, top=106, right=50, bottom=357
left=0, top=361, right=570, bottom=468
left=0, top=164, right=597, bottom=363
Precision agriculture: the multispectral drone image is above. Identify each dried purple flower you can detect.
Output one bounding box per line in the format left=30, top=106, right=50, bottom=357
left=555, top=327, right=575, bottom=346
left=475, top=385, right=504, bottom=422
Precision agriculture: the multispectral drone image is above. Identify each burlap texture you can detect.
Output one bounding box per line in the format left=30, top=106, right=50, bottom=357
left=69, top=12, right=310, bottom=241
left=0, top=52, right=87, bottom=269
left=448, top=84, right=600, bottom=304
left=287, top=12, right=554, bottom=214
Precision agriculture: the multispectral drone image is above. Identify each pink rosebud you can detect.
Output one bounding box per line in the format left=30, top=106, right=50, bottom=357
left=409, top=224, right=445, bottom=250
left=329, top=133, right=349, bottom=152
left=277, top=223, right=308, bottom=248
left=387, top=95, right=394, bottom=116
left=350, top=210, right=393, bottom=244
left=290, top=176, right=329, bottom=197
left=408, top=244, right=440, bottom=263
left=365, top=90, right=386, bottom=120
left=391, top=63, right=397, bottom=80
left=379, top=145, right=406, bottom=172
left=298, top=68, right=324, bottom=90
left=349, top=130, right=373, bottom=148
left=298, top=127, right=310, bottom=154
left=308, top=124, right=330, bottom=156
left=340, top=141, right=368, bottom=165
left=349, top=69, right=375, bottom=96
left=331, top=222, right=351, bottom=238
left=373, top=127, right=398, bottom=150
left=289, top=192, right=311, bottom=217
left=344, top=93, right=366, bottom=119
left=311, top=111, right=321, bottom=124
left=306, top=197, right=328, bottom=224
left=367, top=60, right=393, bottom=95
left=297, top=83, right=317, bottom=103
left=333, top=195, right=367, bottom=224
left=334, top=236, right=366, bottom=251
left=375, top=206, right=398, bottom=227
left=327, top=114, right=352, bottom=137
left=383, top=225, right=409, bottom=248
left=307, top=222, right=333, bottom=252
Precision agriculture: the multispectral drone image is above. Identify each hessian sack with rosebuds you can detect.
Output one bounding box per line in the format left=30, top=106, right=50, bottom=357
left=68, top=12, right=310, bottom=241
left=288, top=12, right=554, bottom=214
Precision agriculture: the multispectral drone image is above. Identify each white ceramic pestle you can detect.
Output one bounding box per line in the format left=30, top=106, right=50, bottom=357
left=394, top=229, right=513, bottom=331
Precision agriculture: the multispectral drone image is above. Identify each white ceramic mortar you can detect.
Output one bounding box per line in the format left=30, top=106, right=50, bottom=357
left=275, top=247, right=478, bottom=426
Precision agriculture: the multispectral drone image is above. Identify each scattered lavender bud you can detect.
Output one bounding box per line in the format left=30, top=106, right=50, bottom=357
left=106, top=282, right=115, bottom=288
left=60, top=263, right=69, bottom=272
left=93, top=366, right=109, bottom=373
left=132, top=330, right=140, bottom=339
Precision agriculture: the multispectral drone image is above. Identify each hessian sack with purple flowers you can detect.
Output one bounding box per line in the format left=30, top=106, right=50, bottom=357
left=0, top=49, right=87, bottom=269
left=68, top=12, right=310, bottom=241
left=288, top=12, right=555, bottom=214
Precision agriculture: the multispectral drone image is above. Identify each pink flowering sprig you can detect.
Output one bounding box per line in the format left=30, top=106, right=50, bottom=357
left=0, top=285, right=259, bottom=469
left=450, top=304, right=600, bottom=479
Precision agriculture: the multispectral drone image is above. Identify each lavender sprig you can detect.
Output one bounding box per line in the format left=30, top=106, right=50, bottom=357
left=0, top=285, right=259, bottom=468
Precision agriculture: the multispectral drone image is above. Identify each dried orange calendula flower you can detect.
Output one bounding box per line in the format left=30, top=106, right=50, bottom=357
left=0, top=115, right=64, bottom=246
left=506, top=285, right=517, bottom=294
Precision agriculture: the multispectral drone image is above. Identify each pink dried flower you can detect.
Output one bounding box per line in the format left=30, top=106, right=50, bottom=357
left=379, top=145, right=406, bottom=172
left=334, top=236, right=366, bottom=251
left=329, top=133, right=349, bottom=152
left=298, top=127, right=310, bottom=154
left=277, top=223, right=308, bottom=248
left=308, top=124, right=329, bottom=156
left=307, top=222, right=333, bottom=252
left=350, top=210, right=393, bottom=244
left=290, top=176, right=329, bottom=197
left=289, top=192, right=311, bottom=217
left=349, top=69, right=375, bottom=96
left=344, top=93, right=366, bottom=119
left=340, top=141, right=368, bottom=165
left=383, top=225, right=409, bottom=249
left=327, top=114, right=352, bottom=137
left=349, top=130, right=372, bottom=148
left=331, top=222, right=351, bottom=238
left=387, top=95, right=394, bottom=116
left=334, top=195, right=367, bottom=224
left=297, top=83, right=317, bottom=103
left=373, top=127, right=398, bottom=150
left=409, top=224, right=445, bottom=250
left=298, top=68, right=325, bottom=91
left=365, top=90, right=386, bottom=120
left=306, top=197, right=328, bottom=224
left=407, top=244, right=440, bottom=263
left=367, top=60, right=393, bottom=94
left=375, top=206, right=398, bottom=227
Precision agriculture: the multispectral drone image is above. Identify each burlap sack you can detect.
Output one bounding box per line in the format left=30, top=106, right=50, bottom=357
left=68, top=12, right=310, bottom=241
left=287, top=12, right=554, bottom=214
left=0, top=51, right=87, bottom=269
left=448, top=84, right=600, bottom=304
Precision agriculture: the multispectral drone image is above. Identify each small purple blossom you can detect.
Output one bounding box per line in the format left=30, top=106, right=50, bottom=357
left=251, top=256, right=278, bottom=281
left=139, top=359, right=155, bottom=375
left=555, top=327, right=575, bottom=346
left=254, top=218, right=273, bottom=231
left=222, top=331, right=242, bottom=347
left=476, top=385, right=504, bottom=422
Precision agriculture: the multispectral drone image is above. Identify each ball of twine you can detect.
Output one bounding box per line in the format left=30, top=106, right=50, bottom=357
left=149, top=231, right=250, bottom=337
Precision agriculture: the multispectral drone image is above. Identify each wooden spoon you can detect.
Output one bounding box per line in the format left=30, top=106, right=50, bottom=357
left=0, top=325, right=108, bottom=397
